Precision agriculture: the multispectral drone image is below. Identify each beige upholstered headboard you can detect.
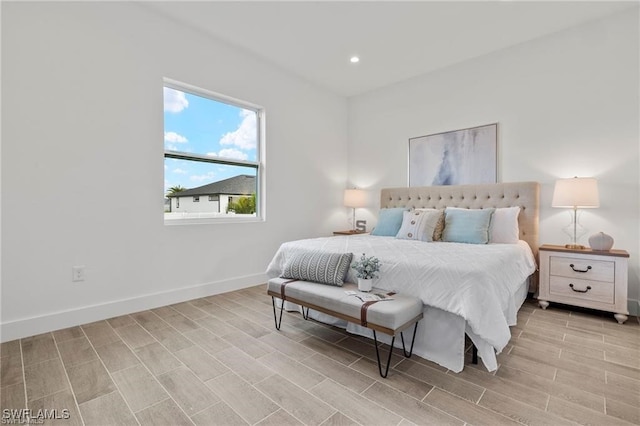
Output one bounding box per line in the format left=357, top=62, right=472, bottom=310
left=380, top=181, right=540, bottom=258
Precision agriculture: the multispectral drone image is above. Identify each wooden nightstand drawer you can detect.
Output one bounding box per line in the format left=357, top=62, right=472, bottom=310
left=549, top=256, right=614, bottom=283
left=549, top=276, right=614, bottom=304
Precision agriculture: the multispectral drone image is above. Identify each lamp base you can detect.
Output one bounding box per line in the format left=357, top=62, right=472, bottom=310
left=564, top=243, right=586, bottom=250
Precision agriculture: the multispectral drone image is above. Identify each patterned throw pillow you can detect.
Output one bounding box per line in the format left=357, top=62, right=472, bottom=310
left=395, top=209, right=443, bottom=242
left=433, top=212, right=445, bottom=241
left=281, top=251, right=353, bottom=286
left=414, top=208, right=445, bottom=241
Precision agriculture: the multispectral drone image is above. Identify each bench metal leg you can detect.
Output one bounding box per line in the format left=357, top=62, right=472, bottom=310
left=372, top=331, right=395, bottom=378
left=271, top=297, right=285, bottom=330
left=400, top=321, right=419, bottom=358
left=373, top=321, right=419, bottom=378
left=272, top=294, right=421, bottom=379
left=271, top=297, right=310, bottom=329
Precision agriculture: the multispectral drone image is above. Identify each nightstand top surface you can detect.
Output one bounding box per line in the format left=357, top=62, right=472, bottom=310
left=540, top=244, right=629, bottom=258
left=333, top=230, right=367, bottom=235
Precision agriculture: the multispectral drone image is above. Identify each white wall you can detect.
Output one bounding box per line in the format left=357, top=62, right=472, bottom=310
left=347, top=11, right=640, bottom=314
left=1, top=2, right=348, bottom=340
left=3, top=4, right=638, bottom=341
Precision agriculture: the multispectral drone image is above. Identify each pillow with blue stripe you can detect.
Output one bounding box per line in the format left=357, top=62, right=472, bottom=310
left=370, top=208, right=408, bottom=236
left=442, top=207, right=495, bottom=244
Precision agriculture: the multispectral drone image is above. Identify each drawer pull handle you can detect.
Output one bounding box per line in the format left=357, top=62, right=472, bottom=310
left=569, top=264, right=592, bottom=273
left=569, top=283, right=591, bottom=293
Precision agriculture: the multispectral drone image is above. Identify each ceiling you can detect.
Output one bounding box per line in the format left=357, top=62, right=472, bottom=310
left=144, top=1, right=636, bottom=97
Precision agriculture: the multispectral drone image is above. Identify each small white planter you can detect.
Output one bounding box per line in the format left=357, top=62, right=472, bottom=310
left=358, top=278, right=373, bottom=292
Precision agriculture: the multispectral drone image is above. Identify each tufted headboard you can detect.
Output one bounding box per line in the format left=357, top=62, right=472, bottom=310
left=380, top=181, right=540, bottom=258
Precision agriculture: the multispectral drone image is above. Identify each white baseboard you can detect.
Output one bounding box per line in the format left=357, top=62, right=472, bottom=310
left=0, top=273, right=267, bottom=342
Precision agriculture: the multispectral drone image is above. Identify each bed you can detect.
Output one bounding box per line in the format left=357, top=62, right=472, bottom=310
left=266, top=182, right=539, bottom=372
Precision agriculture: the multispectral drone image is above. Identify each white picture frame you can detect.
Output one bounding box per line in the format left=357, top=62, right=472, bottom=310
left=409, top=123, right=497, bottom=186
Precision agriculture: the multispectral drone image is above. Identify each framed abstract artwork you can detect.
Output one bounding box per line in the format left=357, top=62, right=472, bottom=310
left=409, top=123, right=497, bottom=186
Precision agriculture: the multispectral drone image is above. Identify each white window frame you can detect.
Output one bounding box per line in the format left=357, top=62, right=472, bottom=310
left=164, top=78, right=265, bottom=225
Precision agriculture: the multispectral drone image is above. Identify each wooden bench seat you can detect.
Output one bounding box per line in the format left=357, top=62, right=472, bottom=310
left=267, top=277, right=423, bottom=377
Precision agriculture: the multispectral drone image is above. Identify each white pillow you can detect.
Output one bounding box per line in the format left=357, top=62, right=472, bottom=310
left=395, top=209, right=442, bottom=242
left=489, top=206, right=521, bottom=244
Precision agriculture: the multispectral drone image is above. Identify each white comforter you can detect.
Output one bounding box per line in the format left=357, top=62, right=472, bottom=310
left=266, top=235, right=536, bottom=353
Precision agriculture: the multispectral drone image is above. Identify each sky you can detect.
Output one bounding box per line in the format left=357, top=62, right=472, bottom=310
left=163, top=87, right=258, bottom=194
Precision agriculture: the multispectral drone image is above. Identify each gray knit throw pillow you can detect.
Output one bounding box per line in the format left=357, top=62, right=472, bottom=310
left=281, top=251, right=353, bottom=286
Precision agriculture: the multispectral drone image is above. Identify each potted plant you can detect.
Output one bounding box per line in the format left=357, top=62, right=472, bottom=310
left=352, top=253, right=381, bottom=292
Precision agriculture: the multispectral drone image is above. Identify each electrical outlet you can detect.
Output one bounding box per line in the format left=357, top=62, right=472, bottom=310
left=72, top=266, right=86, bottom=282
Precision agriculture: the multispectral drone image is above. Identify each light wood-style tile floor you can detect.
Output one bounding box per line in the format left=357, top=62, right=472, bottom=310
left=1, top=284, right=639, bottom=425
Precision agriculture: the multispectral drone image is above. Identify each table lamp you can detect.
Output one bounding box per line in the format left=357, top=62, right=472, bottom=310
left=551, top=177, right=599, bottom=249
left=343, top=189, right=367, bottom=232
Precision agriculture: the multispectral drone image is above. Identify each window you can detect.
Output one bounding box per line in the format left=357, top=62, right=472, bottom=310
left=163, top=79, right=263, bottom=222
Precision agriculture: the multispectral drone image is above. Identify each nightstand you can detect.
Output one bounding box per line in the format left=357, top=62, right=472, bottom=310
left=538, top=244, right=629, bottom=324
left=333, top=230, right=367, bottom=236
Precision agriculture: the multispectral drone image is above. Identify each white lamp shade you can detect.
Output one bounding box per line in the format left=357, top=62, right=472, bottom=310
left=344, top=189, right=367, bottom=208
left=552, top=177, right=599, bottom=208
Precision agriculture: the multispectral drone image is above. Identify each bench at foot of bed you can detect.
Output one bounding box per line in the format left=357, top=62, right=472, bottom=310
left=267, top=277, right=423, bottom=378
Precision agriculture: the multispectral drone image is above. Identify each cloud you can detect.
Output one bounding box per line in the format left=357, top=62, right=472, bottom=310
left=190, top=172, right=216, bottom=182
left=172, top=168, right=188, bottom=174
left=219, top=148, right=248, bottom=160
left=164, top=87, right=189, bottom=113
left=220, top=109, right=256, bottom=150
left=164, top=131, right=188, bottom=143
left=206, top=148, right=248, bottom=161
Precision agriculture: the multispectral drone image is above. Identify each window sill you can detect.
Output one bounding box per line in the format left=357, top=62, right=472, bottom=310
left=164, top=213, right=263, bottom=225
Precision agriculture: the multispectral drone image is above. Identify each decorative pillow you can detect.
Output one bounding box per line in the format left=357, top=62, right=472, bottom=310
left=490, top=206, right=521, bottom=244
left=415, top=208, right=445, bottom=241
left=370, top=208, right=408, bottom=236
left=281, top=251, right=353, bottom=286
left=396, top=209, right=442, bottom=242
left=442, top=207, right=495, bottom=244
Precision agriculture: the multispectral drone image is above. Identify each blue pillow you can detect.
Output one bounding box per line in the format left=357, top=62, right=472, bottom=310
left=371, top=208, right=408, bottom=236
left=442, top=208, right=495, bottom=244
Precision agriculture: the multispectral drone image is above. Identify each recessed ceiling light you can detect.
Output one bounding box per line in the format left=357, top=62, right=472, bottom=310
left=350, top=56, right=360, bottom=64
